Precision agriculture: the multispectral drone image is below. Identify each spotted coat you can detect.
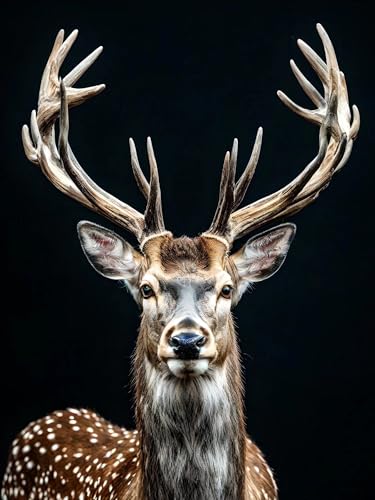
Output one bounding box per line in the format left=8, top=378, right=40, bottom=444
left=2, top=407, right=277, bottom=499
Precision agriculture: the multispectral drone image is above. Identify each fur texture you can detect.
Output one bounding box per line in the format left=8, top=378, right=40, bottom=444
left=134, top=322, right=247, bottom=500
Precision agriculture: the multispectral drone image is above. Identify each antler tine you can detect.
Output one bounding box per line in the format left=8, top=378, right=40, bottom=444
left=129, top=138, right=150, bottom=198
left=206, top=128, right=263, bottom=238
left=22, top=125, right=37, bottom=163
left=143, top=137, right=165, bottom=236
left=317, top=23, right=339, bottom=76
left=206, top=23, right=360, bottom=243
left=129, top=137, right=168, bottom=238
left=207, top=138, right=237, bottom=237
left=56, top=30, right=80, bottom=72
left=277, top=90, right=321, bottom=126
left=38, top=29, right=65, bottom=100
left=289, top=60, right=324, bottom=108
left=350, top=104, right=360, bottom=138
left=297, top=38, right=328, bottom=89
left=30, top=110, right=41, bottom=146
left=22, top=110, right=43, bottom=164
left=63, top=46, right=103, bottom=86
left=58, top=81, right=145, bottom=238
left=230, top=137, right=239, bottom=172
left=233, top=127, right=263, bottom=210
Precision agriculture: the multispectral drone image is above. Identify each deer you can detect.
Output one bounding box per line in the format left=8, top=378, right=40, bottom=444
left=2, top=23, right=359, bottom=500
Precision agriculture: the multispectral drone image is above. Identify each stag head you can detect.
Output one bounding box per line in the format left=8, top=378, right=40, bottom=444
left=22, top=24, right=359, bottom=378
left=78, top=220, right=295, bottom=377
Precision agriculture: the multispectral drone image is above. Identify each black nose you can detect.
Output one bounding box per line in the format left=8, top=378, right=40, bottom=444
left=169, top=332, right=206, bottom=360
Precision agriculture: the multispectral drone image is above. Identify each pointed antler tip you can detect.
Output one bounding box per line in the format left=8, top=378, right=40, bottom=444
left=231, top=138, right=239, bottom=158
left=129, top=138, right=137, bottom=154
left=316, top=23, right=329, bottom=39
left=62, top=29, right=79, bottom=46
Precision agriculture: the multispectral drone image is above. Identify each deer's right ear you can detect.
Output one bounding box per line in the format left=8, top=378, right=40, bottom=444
left=77, top=221, right=142, bottom=288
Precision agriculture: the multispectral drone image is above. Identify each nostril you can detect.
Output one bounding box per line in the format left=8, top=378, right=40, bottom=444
left=168, top=337, right=180, bottom=348
left=196, top=336, right=206, bottom=347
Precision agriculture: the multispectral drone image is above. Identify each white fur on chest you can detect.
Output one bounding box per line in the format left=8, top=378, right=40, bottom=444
left=143, top=361, right=235, bottom=498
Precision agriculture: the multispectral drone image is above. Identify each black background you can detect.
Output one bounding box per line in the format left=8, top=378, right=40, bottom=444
left=3, top=2, right=374, bottom=499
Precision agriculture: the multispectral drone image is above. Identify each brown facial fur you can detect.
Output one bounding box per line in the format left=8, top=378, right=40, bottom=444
left=138, top=235, right=237, bottom=368
left=142, top=234, right=229, bottom=271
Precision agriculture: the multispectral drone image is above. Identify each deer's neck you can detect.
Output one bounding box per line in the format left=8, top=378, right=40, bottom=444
left=133, top=323, right=246, bottom=500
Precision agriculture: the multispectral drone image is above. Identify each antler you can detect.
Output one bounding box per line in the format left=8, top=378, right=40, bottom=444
left=22, top=29, right=166, bottom=242
left=204, top=24, right=360, bottom=243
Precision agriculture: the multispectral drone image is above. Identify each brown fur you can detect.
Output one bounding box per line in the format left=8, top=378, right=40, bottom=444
left=2, top=235, right=278, bottom=499
left=159, top=237, right=211, bottom=272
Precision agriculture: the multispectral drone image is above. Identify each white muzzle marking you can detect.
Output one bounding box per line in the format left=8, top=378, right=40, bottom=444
left=166, top=359, right=209, bottom=378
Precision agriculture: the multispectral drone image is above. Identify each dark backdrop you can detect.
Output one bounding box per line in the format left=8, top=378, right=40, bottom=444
left=3, top=2, right=374, bottom=499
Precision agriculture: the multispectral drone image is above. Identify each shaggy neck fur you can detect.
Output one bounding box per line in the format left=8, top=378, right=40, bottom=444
left=133, top=321, right=246, bottom=500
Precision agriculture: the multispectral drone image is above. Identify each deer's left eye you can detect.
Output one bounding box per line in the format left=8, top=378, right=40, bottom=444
left=140, top=284, right=154, bottom=299
left=221, top=285, right=233, bottom=299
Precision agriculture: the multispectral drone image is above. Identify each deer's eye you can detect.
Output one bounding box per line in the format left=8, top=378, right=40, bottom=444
left=221, top=285, right=233, bottom=299
left=140, top=284, right=154, bottom=299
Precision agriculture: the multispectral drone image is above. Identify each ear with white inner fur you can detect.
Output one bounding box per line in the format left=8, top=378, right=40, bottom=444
left=232, top=223, right=296, bottom=299
left=77, top=221, right=142, bottom=294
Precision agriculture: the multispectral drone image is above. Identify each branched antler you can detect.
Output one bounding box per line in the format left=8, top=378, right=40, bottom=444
left=204, top=24, right=360, bottom=243
left=22, top=29, right=166, bottom=242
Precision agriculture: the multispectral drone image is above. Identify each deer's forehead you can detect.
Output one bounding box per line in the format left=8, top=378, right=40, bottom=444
left=142, top=235, right=227, bottom=272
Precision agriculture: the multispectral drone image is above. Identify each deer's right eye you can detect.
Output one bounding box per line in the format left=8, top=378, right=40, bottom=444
left=221, top=285, right=233, bottom=299
left=140, top=284, right=154, bottom=299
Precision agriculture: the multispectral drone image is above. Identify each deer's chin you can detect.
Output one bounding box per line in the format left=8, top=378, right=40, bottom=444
left=166, top=358, right=209, bottom=378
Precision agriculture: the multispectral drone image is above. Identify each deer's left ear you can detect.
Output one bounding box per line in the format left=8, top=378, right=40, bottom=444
left=232, top=223, right=296, bottom=298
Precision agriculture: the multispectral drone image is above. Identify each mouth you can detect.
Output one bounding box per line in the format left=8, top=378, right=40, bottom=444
left=166, top=358, right=210, bottom=378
